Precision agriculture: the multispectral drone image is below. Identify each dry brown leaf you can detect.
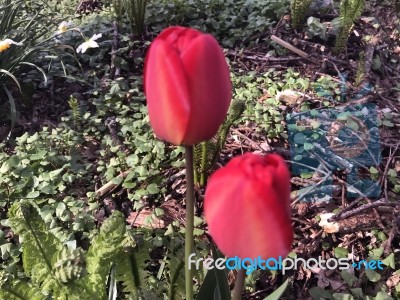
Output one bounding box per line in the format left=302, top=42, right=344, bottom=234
left=127, top=209, right=165, bottom=229
left=386, top=272, right=400, bottom=290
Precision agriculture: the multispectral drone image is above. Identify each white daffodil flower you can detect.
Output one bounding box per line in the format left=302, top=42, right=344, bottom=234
left=0, top=39, right=23, bottom=53
left=56, top=21, right=72, bottom=34
left=76, top=33, right=102, bottom=53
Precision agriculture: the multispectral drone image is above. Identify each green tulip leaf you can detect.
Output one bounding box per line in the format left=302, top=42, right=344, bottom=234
left=212, top=243, right=231, bottom=300
left=196, top=269, right=218, bottom=300
left=196, top=243, right=231, bottom=300
left=263, top=279, right=289, bottom=300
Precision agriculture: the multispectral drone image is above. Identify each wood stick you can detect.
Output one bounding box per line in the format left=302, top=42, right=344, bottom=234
left=95, top=169, right=132, bottom=197
left=271, top=35, right=309, bottom=58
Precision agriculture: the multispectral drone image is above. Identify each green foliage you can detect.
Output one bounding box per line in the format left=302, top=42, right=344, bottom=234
left=3, top=201, right=92, bottom=299
left=196, top=244, right=230, bottom=300
left=1, top=202, right=151, bottom=299
left=53, top=247, right=86, bottom=284
left=305, top=15, right=342, bottom=41
left=0, top=0, right=52, bottom=135
left=0, top=271, right=43, bottom=300
left=232, top=69, right=312, bottom=137
left=167, top=256, right=185, bottom=300
left=311, top=75, right=342, bottom=105
left=354, top=51, right=365, bottom=86
left=335, top=0, right=365, bottom=53
left=68, top=96, right=82, bottom=131
left=85, top=211, right=127, bottom=299
left=112, top=0, right=148, bottom=36
left=125, top=0, right=148, bottom=36
left=146, top=0, right=290, bottom=47
left=306, top=16, right=329, bottom=40
left=291, top=0, right=314, bottom=28
left=194, top=99, right=245, bottom=186
left=8, top=201, right=63, bottom=288
left=0, top=71, right=189, bottom=297
left=114, top=236, right=152, bottom=299
left=113, top=0, right=125, bottom=25
left=263, top=279, right=289, bottom=300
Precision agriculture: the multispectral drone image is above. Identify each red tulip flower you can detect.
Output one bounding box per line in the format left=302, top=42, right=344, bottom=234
left=204, top=153, right=293, bottom=260
left=143, top=26, right=232, bottom=145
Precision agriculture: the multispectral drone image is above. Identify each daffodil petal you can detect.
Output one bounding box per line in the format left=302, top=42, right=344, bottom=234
left=76, top=43, right=84, bottom=53
left=87, top=41, right=99, bottom=48
left=91, top=33, right=102, bottom=41
left=4, top=39, right=22, bottom=46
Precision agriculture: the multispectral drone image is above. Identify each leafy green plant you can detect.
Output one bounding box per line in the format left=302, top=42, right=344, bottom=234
left=125, top=0, right=148, bottom=36
left=113, top=0, right=125, bottom=26
left=0, top=201, right=148, bottom=300
left=68, top=95, right=82, bottom=131
left=0, top=0, right=53, bottom=136
left=231, top=69, right=310, bottom=138
left=111, top=0, right=148, bottom=36
left=146, top=0, right=289, bottom=47
left=306, top=16, right=328, bottom=40
left=355, top=51, right=365, bottom=86
left=194, top=99, right=245, bottom=186
left=334, top=0, right=365, bottom=53
left=290, top=0, right=314, bottom=29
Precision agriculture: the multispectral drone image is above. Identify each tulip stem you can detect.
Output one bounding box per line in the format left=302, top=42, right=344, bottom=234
left=232, top=269, right=246, bottom=300
left=184, top=145, right=195, bottom=300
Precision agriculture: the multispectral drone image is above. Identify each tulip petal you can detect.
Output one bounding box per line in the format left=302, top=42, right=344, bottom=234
left=264, top=154, right=291, bottom=214
left=204, top=153, right=293, bottom=260
left=144, top=39, right=191, bottom=145
left=143, top=26, right=232, bottom=145
left=180, top=34, right=232, bottom=145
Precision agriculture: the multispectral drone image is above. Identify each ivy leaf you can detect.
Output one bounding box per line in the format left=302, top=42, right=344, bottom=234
left=365, top=269, right=381, bottom=282
left=332, top=293, right=354, bottom=300
left=309, top=287, right=333, bottom=299
left=369, top=166, right=379, bottom=174
left=304, top=142, right=314, bottom=151
left=26, top=191, right=40, bottom=199
left=146, top=183, right=159, bottom=194
left=340, top=270, right=357, bottom=287
left=334, top=247, right=348, bottom=259
left=382, top=253, right=395, bottom=269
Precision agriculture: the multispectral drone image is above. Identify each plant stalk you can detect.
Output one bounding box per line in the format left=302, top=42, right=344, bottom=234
left=232, top=269, right=246, bottom=300
left=200, top=142, right=207, bottom=186
left=184, top=145, right=195, bottom=300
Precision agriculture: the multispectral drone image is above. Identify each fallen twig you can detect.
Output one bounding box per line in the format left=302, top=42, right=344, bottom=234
left=271, top=35, right=309, bottom=58
left=95, top=169, right=132, bottom=198
left=330, top=199, right=398, bottom=221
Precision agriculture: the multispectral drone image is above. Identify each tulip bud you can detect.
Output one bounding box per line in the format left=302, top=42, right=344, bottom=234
left=204, top=153, right=293, bottom=260
left=144, top=26, right=232, bottom=145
